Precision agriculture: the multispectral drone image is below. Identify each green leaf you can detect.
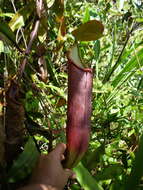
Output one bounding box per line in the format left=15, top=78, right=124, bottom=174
left=83, top=144, right=105, bottom=170
left=103, top=42, right=142, bottom=84
left=112, top=48, right=143, bottom=88
left=94, top=40, right=100, bottom=61
left=106, top=46, right=143, bottom=105
left=0, top=12, right=14, bottom=18
left=8, top=137, right=39, bottom=182
left=0, top=21, right=21, bottom=51
left=47, top=84, right=66, bottom=99
left=73, top=162, right=103, bottom=190
left=83, top=6, right=90, bottom=23
left=52, top=0, right=64, bottom=21
left=9, top=13, right=24, bottom=31
left=0, top=40, right=4, bottom=53
left=0, top=21, right=17, bottom=45
left=95, top=164, right=124, bottom=181
left=125, top=134, right=143, bottom=190
left=110, top=181, right=124, bottom=190
left=72, top=20, right=104, bottom=41
left=9, top=2, right=35, bottom=31
left=45, top=55, right=59, bottom=86
left=119, top=0, right=125, bottom=11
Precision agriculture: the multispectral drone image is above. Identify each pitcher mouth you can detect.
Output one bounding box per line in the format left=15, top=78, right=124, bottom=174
left=67, top=45, right=93, bottom=73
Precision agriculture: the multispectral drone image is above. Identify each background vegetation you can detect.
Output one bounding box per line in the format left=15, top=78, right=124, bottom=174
left=0, top=0, right=143, bottom=189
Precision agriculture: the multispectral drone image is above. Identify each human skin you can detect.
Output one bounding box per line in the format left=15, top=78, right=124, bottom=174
left=18, top=143, right=74, bottom=190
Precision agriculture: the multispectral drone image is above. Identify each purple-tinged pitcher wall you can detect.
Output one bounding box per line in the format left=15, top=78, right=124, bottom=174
left=63, top=57, right=93, bottom=168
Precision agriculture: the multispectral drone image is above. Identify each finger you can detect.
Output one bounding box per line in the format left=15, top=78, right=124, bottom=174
left=52, top=143, right=66, bottom=159
left=61, top=154, right=65, bottom=161
left=39, top=154, right=48, bottom=163
left=64, top=169, right=75, bottom=178
left=70, top=172, right=76, bottom=179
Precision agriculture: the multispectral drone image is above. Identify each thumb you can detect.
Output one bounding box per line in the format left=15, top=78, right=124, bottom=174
left=52, top=143, right=66, bottom=160
left=53, top=143, right=66, bottom=154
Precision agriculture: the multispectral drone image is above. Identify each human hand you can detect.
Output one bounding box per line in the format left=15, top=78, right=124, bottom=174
left=30, top=143, right=74, bottom=190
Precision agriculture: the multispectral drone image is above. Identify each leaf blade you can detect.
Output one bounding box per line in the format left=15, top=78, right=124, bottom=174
left=73, top=162, right=103, bottom=190
left=72, top=20, right=104, bottom=41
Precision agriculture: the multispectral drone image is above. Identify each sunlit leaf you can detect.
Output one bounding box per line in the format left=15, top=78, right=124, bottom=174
left=83, top=6, right=90, bottom=23
left=0, top=12, right=14, bottom=18
left=9, top=1, right=35, bottom=31
left=112, top=48, right=143, bottom=88
left=0, top=40, right=4, bottom=53
left=9, top=13, right=24, bottom=31
left=103, top=42, right=143, bottom=84
left=119, top=0, right=125, bottom=11
left=57, top=17, right=66, bottom=41
left=74, top=162, right=103, bottom=190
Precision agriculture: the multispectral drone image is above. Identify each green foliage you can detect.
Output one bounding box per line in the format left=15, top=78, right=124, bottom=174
left=8, top=137, right=39, bottom=182
left=125, top=134, right=143, bottom=190
left=74, top=162, right=103, bottom=190
left=0, top=21, right=17, bottom=46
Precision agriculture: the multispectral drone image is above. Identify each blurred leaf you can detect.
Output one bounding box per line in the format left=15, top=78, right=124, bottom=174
left=45, top=55, right=59, bottom=86
left=56, top=97, right=66, bottom=107
left=0, top=40, right=4, bottom=53
left=95, top=164, right=124, bottom=181
left=8, top=137, right=39, bottom=182
left=74, top=162, right=103, bottom=190
left=94, top=40, right=100, bottom=61
left=72, top=20, right=104, bottom=41
left=47, top=84, right=66, bottom=99
left=71, top=184, right=81, bottom=190
left=0, top=12, right=14, bottom=18
left=0, top=21, right=17, bottom=45
left=125, top=134, right=143, bottom=190
left=9, top=1, right=35, bottom=31
left=0, top=21, right=22, bottom=52
left=57, top=17, right=66, bottom=41
left=103, top=42, right=142, bottom=84
left=25, top=91, right=39, bottom=112
left=112, top=48, right=143, bottom=88
left=136, top=18, right=143, bottom=22
left=83, top=6, right=90, bottom=23
left=110, top=181, right=124, bottom=190
left=9, top=13, right=24, bottom=31
left=83, top=144, right=105, bottom=170
left=119, top=0, right=125, bottom=11
left=106, top=47, right=143, bottom=105
left=27, top=111, right=43, bottom=119
left=52, top=0, right=64, bottom=22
